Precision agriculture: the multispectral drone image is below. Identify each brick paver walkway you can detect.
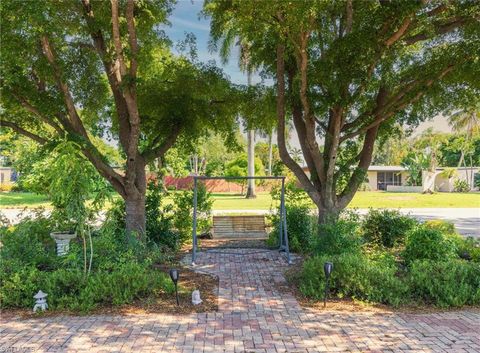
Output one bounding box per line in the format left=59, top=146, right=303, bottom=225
left=1, top=249, right=479, bottom=352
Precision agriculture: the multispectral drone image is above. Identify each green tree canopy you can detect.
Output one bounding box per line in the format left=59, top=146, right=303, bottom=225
left=0, top=0, right=240, bottom=235
left=205, top=0, right=480, bottom=222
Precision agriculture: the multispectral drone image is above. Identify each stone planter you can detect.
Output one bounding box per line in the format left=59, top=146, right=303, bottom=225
left=50, top=232, right=76, bottom=256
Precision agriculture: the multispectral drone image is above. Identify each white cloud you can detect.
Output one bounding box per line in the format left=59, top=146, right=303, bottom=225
left=170, top=16, right=210, bottom=32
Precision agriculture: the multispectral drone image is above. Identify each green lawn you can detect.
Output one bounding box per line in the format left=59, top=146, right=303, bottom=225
left=0, top=192, right=51, bottom=208
left=2, top=190, right=479, bottom=210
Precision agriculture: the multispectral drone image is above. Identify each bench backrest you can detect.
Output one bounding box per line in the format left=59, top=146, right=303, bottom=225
left=212, top=215, right=266, bottom=238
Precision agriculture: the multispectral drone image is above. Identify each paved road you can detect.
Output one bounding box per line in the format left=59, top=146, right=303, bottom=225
left=2, top=249, right=479, bottom=352
left=2, top=207, right=479, bottom=237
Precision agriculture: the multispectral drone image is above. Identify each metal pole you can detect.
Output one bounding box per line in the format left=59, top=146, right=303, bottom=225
left=192, top=177, right=198, bottom=265
left=281, top=178, right=291, bottom=264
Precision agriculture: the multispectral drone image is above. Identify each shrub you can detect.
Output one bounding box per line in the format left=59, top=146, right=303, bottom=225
left=0, top=182, right=14, bottom=192
left=312, top=218, right=363, bottom=255
left=172, top=182, right=213, bottom=244
left=0, top=214, right=175, bottom=313
left=409, top=259, right=480, bottom=307
left=402, top=225, right=457, bottom=264
left=145, top=181, right=179, bottom=249
left=299, top=253, right=407, bottom=306
left=453, top=179, right=470, bottom=192
left=361, top=209, right=417, bottom=248
left=457, top=237, right=480, bottom=262
left=424, top=219, right=456, bottom=235
left=268, top=204, right=316, bottom=252
left=268, top=180, right=315, bottom=252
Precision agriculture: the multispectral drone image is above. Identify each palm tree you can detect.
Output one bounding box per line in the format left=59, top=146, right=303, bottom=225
left=448, top=106, right=480, bottom=187
left=215, top=31, right=258, bottom=197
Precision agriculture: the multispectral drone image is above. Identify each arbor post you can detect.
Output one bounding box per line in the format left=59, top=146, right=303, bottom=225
left=192, top=177, right=198, bottom=265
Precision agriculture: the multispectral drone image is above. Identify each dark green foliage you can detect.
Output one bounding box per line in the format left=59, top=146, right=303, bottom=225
left=299, top=253, right=407, bottom=306
left=0, top=214, right=174, bottom=313
left=403, top=225, right=458, bottom=264
left=362, top=209, right=417, bottom=248
left=313, top=218, right=363, bottom=256
left=145, top=181, right=178, bottom=249
left=267, top=180, right=314, bottom=252
left=297, top=212, right=480, bottom=308
left=409, top=260, right=480, bottom=307
left=424, top=220, right=480, bottom=262
left=453, top=179, right=470, bottom=192
left=267, top=204, right=315, bottom=252
left=457, top=237, right=480, bottom=262
left=172, top=182, right=213, bottom=243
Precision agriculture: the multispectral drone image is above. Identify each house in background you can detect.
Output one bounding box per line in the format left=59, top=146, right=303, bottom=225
left=423, top=167, right=479, bottom=192
left=366, top=166, right=414, bottom=191
left=302, top=165, right=478, bottom=192
left=0, top=167, right=16, bottom=185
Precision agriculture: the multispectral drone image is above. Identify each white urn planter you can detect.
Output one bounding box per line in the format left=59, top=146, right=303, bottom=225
left=50, top=232, right=76, bottom=256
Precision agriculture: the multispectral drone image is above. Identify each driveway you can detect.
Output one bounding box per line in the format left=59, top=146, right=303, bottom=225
left=1, top=249, right=479, bottom=352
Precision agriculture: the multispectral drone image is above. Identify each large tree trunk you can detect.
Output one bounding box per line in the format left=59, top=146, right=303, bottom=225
left=125, top=193, right=146, bottom=237
left=124, top=160, right=147, bottom=238
left=317, top=204, right=340, bottom=226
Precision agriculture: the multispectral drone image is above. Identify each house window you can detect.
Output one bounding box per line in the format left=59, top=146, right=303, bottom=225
left=377, top=172, right=402, bottom=191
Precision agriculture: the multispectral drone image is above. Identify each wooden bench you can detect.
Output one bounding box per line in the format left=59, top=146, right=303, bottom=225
left=212, top=215, right=266, bottom=238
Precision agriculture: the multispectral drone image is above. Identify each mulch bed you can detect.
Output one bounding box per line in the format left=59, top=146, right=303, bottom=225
left=1, top=264, right=218, bottom=320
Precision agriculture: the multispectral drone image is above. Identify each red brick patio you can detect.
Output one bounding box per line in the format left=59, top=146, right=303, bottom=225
left=1, top=249, right=479, bottom=352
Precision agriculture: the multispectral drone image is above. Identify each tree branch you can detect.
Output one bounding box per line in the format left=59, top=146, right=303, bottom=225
left=276, top=42, right=319, bottom=204
left=126, top=0, right=138, bottom=78
left=142, top=125, right=182, bottom=163
left=40, top=35, right=88, bottom=138
left=404, top=16, right=471, bottom=45
left=0, top=120, right=48, bottom=144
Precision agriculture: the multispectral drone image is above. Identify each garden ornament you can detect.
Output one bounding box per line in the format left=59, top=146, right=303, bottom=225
left=169, top=269, right=180, bottom=305
left=50, top=232, right=76, bottom=256
left=33, top=290, right=48, bottom=312
left=192, top=290, right=202, bottom=305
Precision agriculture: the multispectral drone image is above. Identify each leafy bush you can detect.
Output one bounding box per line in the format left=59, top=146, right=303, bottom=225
left=402, top=225, right=457, bottom=264
left=172, top=182, right=213, bottom=243
left=312, top=217, right=363, bottom=255
left=145, top=181, right=179, bottom=249
left=456, top=237, right=480, bottom=262
left=475, top=173, right=480, bottom=188
left=267, top=204, right=316, bottom=252
left=299, top=253, right=407, bottom=306
left=268, top=180, right=315, bottom=252
left=0, top=214, right=175, bottom=313
left=361, top=209, right=417, bottom=248
left=424, top=219, right=456, bottom=235
left=0, top=182, right=14, bottom=192
left=453, top=179, right=470, bottom=192
left=409, top=260, right=480, bottom=307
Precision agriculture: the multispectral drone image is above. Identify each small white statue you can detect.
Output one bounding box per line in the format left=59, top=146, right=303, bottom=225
left=192, top=290, right=202, bottom=305
left=33, top=290, right=48, bottom=312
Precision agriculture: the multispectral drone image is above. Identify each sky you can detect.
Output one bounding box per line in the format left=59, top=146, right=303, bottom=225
left=162, top=0, right=263, bottom=85
left=162, top=0, right=452, bottom=145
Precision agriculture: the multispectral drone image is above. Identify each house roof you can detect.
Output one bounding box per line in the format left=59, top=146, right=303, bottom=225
left=368, top=165, right=406, bottom=172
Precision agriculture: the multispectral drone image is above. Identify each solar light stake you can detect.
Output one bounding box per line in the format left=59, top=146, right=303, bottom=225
left=323, top=262, right=333, bottom=308
left=169, top=269, right=180, bottom=306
